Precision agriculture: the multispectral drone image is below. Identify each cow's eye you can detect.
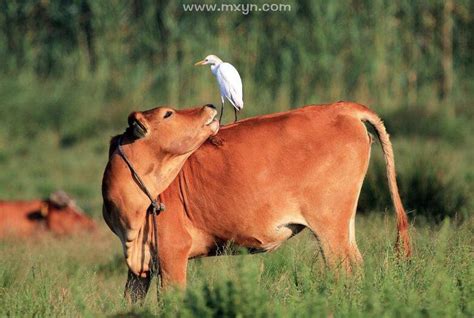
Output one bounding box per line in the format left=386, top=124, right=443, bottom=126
left=163, top=111, right=173, bottom=119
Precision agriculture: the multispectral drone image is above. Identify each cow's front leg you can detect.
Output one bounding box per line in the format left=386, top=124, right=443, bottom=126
left=159, top=247, right=190, bottom=288
left=124, top=269, right=151, bottom=303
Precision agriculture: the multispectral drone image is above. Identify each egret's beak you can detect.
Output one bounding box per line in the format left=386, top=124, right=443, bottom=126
left=194, top=60, right=207, bottom=66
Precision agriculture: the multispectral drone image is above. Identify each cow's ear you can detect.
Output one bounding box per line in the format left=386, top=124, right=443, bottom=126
left=128, top=112, right=149, bottom=139
left=40, top=202, right=49, bottom=217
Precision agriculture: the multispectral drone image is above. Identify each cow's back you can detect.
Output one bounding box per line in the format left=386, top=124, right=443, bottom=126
left=0, top=201, right=45, bottom=237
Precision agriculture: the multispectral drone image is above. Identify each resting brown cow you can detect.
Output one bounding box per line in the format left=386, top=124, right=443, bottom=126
left=0, top=191, right=96, bottom=237
left=102, top=102, right=411, bottom=302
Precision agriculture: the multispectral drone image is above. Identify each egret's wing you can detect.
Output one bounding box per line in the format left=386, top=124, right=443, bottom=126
left=216, top=63, right=244, bottom=110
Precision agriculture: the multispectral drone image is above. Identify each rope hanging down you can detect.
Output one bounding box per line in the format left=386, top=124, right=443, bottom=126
left=117, top=134, right=165, bottom=275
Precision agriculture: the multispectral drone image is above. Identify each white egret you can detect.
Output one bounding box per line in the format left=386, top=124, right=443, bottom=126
left=195, top=55, right=243, bottom=123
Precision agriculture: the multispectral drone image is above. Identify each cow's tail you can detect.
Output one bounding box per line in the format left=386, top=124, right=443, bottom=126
left=350, top=104, right=412, bottom=257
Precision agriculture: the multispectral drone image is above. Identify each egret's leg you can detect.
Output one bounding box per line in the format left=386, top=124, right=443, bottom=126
left=234, top=108, right=238, bottom=122
left=219, top=98, right=225, bottom=124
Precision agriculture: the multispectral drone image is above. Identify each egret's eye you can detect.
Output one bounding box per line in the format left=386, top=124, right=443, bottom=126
left=163, top=111, right=173, bottom=119
left=205, top=59, right=208, bottom=62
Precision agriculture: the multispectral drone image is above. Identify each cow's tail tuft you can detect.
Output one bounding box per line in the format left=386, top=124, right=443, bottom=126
left=351, top=104, right=412, bottom=257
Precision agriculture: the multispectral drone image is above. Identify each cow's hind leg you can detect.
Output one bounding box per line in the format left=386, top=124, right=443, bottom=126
left=124, top=269, right=151, bottom=304
left=306, top=203, right=362, bottom=273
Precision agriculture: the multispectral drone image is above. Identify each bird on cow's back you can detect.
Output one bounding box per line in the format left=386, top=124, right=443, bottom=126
left=195, top=54, right=244, bottom=124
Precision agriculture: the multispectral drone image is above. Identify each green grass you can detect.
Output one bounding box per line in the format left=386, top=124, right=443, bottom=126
left=0, top=215, right=472, bottom=317
left=359, top=137, right=473, bottom=222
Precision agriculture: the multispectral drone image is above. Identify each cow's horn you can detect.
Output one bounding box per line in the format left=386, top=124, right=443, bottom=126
left=49, top=190, right=72, bottom=208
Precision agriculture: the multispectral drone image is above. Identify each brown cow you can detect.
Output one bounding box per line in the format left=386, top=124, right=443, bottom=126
left=0, top=191, right=96, bottom=238
left=102, top=102, right=411, bottom=302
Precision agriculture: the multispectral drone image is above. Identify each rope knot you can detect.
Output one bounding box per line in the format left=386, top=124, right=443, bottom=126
left=150, top=201, right=166, bottom=215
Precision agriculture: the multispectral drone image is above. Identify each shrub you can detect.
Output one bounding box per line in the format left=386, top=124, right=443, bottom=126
left=359, top=141, right=471, bottom=222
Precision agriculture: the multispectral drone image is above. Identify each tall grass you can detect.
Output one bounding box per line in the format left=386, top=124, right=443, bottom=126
left=0, top=216, right=472, bottom=317
left=0, top=0, right=473, bottom=108
left=359, top=137, right=473, bottom=221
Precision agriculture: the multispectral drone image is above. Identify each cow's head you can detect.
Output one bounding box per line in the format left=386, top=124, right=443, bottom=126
left=41, top=191, right=96, bottom=235
left=126, top=104, right=219, bottom=155
left=103, top=105, right=219, bottom=276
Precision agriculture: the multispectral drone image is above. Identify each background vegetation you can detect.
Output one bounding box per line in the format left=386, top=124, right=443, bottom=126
left=0, top=0, right=472, bottom=316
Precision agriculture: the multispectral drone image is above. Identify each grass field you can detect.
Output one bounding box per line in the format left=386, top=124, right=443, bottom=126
left=0, top=215, right=472, bottom=317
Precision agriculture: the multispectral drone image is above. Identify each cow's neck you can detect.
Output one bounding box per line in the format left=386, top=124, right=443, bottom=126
left=152, top=153, right=189, bottom=196
left=119, top=140, right=190, bottom=201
